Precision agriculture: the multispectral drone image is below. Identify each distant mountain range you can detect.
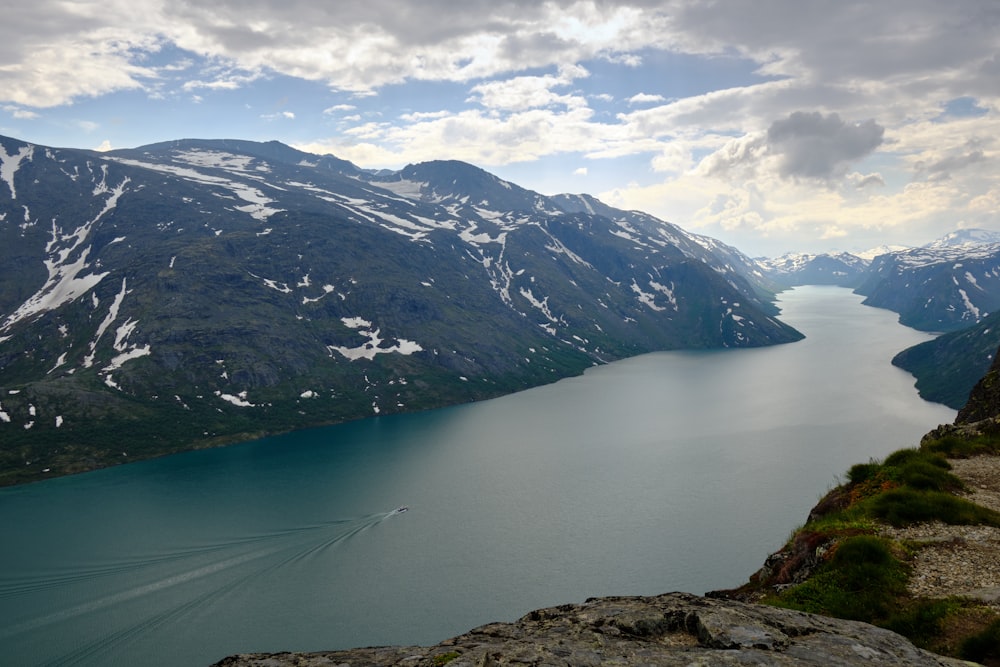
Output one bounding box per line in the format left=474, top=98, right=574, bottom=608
left=757, top=229, right=1000, bottom=410
left=0, top=135, right=801, bottom=484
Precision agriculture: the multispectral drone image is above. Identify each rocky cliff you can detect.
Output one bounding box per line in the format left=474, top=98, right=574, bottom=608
left=210, top=592, right=965, bottom=666
left=958, top=348, right=1000, bottom=425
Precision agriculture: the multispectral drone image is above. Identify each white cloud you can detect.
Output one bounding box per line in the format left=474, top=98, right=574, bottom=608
left=628, top=93, right=666, bottom=106
left=3, top=105, right=39, bottom=120
left=261, top=111, right=295, bottom=121
left=573, top=166, right=588, bottom=176
left=3, top=1, right=1000, bottom=253
left=94, top=140, right=114, bottom=152
left=302, top=104, right=602, bottom=167
left=323, top=104, right=357, bottom=114
left=468, top=66, right=589, bottom=112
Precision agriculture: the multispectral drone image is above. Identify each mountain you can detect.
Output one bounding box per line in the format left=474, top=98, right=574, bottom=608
left=0, top=135, right=801, bottom=485
left=854, top=232, right=1000, bottom=332
left=929, top=228, right=1000, bottom=248
left=854, top=244, right=911, bottom=261
left=757, top=251, right=870, bottom=288
left=891, top=311, right=1000, bottom=409
left=956, top=333, right=1000, bottom=424
left=853, top=230, right=1000, bottom=407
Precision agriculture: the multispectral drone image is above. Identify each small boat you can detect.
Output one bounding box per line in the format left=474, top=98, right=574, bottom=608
left=396, top=506, right=408, bottom=513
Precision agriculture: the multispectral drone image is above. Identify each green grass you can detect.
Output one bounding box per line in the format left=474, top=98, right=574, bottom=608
left=757, top=437, right=1000, bottom=659
left=924, top=432, right=1000, bottom=459
left=867, top=488, right=1000, bottom=527
left=770, top=535, right=908, bottom=621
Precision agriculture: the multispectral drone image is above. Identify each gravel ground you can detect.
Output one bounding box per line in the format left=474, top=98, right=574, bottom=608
left=878, top=455, right=1000, bottom=604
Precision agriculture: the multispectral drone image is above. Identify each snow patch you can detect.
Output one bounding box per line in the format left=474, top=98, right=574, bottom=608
left=958, top=289, right=981, bottom=320
left=329, top=318, right=423, bottom=361
left=375, top=179, right=427, bottom=200
left=1, top=175, right=128, bottom=331
left=216, top=390, right=254, bottom=407
left=519, top=287, right=557, bottom=322
left=648, top=280, right=679, bottom=311
left=103, top=345, right=152, bottom=372
left=84, top=277, right=128, bottom=367
left=631, top=280, right=667, bottom=311
left=0, top=143, right=33, bottom=199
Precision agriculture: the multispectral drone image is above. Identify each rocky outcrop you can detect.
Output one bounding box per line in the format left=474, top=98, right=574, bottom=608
left=210, top=592, right=966, bottom=666
left=916, top=344, right=1000, bottom=447
left=958, top=345, right=1000, bottom=425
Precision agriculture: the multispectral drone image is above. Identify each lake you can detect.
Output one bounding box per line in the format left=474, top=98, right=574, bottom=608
left=0, top=286, right=956, bottom=666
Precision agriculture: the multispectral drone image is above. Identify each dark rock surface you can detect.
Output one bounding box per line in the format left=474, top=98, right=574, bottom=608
left=958, top=344, right=1000, bottom=425
left=209, top=592, right=967, bottom=666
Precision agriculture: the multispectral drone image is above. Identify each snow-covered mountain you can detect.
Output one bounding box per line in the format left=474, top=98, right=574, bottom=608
left=0, top=135, right=801, bottom=484
left=927, top=229, right=1000, bottom=249
left=757, top=251, right=870, bottom=288
left=756, top=230, right=1000, bottom=334
left=854, top=244, right=911, bottom=261
left=855, top=232, right=1000, bottom=332
left=859, top=229, right=1000, bottom=408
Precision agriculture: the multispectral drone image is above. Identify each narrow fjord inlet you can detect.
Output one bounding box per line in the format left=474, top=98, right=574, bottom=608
left=0, top=287, right=954, bottom=666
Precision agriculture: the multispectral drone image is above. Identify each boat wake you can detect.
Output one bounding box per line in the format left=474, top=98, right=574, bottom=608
left=0, top=509, right=402, bottom=666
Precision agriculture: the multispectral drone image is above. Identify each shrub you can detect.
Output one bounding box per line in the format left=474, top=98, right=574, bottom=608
left=883, top=598, right=960, bottom=647
left=847, top=461, right=881, bottom=484
left=960, top=618, right=1000, bottom=663
left=868, top=488, right=1000, bottom=527
left=882, top=448, right=924, bottom=468
left=898, top=458, right=963, bottom=493
left=774, top=535, right=907, bottom=621
left=924, top=433, right=1000, bottom=459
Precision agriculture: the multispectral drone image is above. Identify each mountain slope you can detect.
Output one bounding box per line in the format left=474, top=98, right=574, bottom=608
left=855, top=240, right=1000, bottom=332
left=892, top=312, right=1000, bottom=409
left=0, top=135, right=801, bottom=484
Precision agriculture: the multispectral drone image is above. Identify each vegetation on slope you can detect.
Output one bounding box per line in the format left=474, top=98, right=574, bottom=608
left=892, top=312, right=1000, bottom=410
left=717, top=430, right=1000, bottom=662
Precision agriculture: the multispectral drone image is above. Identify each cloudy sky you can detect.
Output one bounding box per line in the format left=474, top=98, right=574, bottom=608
left=2, top=1, right=999, bottom=257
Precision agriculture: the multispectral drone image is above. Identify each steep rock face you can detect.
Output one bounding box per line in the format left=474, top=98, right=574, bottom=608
left=957, top=343, right=1000, bottom=424
left=211, top=592, right=965, bottom=666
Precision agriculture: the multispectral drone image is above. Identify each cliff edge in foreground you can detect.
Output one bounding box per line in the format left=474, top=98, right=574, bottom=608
left=211, top=592, right=965, bottom=666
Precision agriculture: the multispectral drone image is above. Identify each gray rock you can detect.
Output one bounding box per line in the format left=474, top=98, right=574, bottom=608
left=209, top=592, right=969, bottom=666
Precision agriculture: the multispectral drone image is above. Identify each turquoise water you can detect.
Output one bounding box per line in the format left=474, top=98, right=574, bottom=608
left=0, top=286, right=955, bottom=666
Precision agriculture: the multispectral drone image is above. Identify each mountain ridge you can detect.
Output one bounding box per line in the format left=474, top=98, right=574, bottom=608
left=0, top=134, right=801, bottom=485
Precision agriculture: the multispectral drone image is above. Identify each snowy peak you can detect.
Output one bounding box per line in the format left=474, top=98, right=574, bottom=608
left=857, top=240, right=1000, bottom=332
left=378, top=160, right=546, bottom=212
left=926, top=228, right=1000, bottom=249
left=855, top=244, right=911, bottom=261
left=757, top=251, right=870, bottom=288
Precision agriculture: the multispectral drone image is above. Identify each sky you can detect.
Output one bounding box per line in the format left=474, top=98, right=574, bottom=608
left=2, top=1, right=999, bottom=257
